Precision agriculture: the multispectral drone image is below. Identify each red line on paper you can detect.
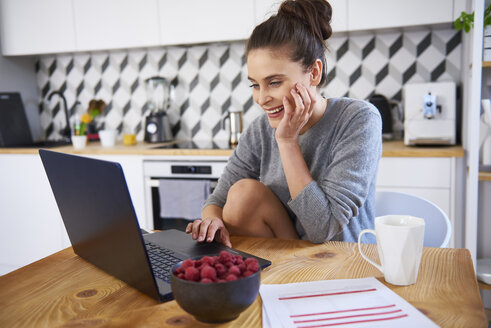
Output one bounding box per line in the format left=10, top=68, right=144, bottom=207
left=278, top=288, right=376, bottom=300
left=290, top=304, right=396, bottom=318
left=296, top=314, right=408, bottom=328
left=293, top=309, right=402, bottom=324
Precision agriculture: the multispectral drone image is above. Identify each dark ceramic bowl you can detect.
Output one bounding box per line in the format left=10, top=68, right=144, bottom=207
left=170, top=261, right=261, bottom=323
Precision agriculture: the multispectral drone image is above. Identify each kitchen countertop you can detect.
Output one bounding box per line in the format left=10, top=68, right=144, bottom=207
left=0, top=140, right=465, bottom=157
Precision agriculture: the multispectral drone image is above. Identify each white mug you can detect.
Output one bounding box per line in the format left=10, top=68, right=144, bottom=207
left=99, top=129, right=117, bottom=147
left=358, top=215, right=425, bottom=286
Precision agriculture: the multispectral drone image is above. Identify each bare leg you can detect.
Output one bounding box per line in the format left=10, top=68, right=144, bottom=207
left=222, top=179, right=299, bottom=239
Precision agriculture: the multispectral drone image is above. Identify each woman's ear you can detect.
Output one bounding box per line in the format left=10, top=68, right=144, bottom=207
left=310, top=59, right=323, bottom=87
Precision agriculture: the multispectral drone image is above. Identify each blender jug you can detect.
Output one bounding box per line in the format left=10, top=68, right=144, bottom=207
left=144, top=76, right=173, bottom=143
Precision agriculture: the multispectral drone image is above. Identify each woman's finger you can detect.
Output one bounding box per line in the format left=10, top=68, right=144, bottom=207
left=197, top=218, right=212, bottom=242
left=191, top=219, right=202, bottom=239
left=185, top=222, right=193, bottom=233
left=207, top=219, right=230, bottom=246
left=206, top=219, right=221, bottom=242
left=218, top=227, right=232, bottom=248
left=282, top=96, right=294, bottom=119
left=290, top=88, right=305, bottom=118
left=296, top=83, right=312, bottom=113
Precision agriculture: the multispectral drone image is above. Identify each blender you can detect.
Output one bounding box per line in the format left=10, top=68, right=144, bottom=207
left=143, top=76, right=173, bottom=143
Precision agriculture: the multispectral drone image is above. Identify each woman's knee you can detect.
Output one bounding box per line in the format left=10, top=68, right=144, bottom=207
left=226, top=179, right=265, bottom=209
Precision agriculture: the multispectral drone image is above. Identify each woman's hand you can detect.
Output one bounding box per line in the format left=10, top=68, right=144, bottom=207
left=276, top=82, right=316, bottom=142
left=185, top=217, right=232, bottom=248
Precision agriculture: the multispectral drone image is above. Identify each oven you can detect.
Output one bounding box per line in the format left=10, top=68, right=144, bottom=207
left=143, top=157, right=228, bottom=231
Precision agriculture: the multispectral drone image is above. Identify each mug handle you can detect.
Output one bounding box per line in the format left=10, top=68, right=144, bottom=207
left=358, top=229, right=383, bottom=273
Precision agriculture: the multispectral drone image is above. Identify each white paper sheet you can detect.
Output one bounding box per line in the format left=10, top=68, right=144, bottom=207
left=260, top=277, right=439, bottom=328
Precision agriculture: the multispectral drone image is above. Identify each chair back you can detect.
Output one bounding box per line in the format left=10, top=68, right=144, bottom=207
left=375, top=191, right=451, bottom=248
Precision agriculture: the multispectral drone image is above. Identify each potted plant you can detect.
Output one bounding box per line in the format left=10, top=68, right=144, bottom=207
left=453, top=5, right=491, bottom=32
left=73, top=99, right=106, bottom=139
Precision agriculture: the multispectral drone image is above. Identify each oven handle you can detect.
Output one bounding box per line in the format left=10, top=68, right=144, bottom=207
left=146, top=178, right=218, bottom=189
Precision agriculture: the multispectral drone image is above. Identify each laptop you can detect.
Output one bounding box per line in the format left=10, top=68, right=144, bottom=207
left=39, top=149, right=271, bottom=302
left=0, top=92, right=70, bottom=148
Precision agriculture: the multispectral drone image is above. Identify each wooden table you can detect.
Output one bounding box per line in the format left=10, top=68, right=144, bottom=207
left=0, top=237, right=486, bottom=327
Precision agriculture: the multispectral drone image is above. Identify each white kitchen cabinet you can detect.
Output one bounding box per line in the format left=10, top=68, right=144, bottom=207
left=254, top=0, right=347, bottom=33
left=0, top=0, right=76, bottom=56
left=453, top=0, right=468, bottom=21
left=158, top=0, right=255, bottom=45
left=376, top=157, right=461, bottom=247
left=0, top=0, right=461, bottom=56
left=0, top=154, right=68, bottom=275
left=0, top=153, right=147, bottom=276
left=347, top=0, right=454, bottom=31
left=72, top=0, right=160, bottom=52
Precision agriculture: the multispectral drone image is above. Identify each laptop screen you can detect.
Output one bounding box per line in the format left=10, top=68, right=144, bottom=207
left=39, top=149, right=160, bottom=300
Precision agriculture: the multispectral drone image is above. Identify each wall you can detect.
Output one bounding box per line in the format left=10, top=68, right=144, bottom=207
left=35, top=25, right=462, bottom=142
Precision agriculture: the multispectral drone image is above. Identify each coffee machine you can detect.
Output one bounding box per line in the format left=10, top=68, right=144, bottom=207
left=403, top=81, right=456, bottom=146
left=144, top=76, right=173, bottom=143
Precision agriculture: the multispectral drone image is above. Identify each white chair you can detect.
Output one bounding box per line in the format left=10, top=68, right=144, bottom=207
left=375, top=191, right=452, bottom=248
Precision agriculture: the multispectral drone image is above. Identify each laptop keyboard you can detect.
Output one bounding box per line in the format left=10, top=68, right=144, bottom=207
left=145, top=241, right=182, bottom=282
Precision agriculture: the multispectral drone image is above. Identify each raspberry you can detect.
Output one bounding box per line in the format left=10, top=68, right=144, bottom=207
left=246, top=261, right=259, bottom=273
left=201, top=256, right=215, bottom=265
left=175, top=253, right=260, bottom=283
left=200, top=265, right=217, bottom=280
left=229, top=265, right=240, bottom=276
left=219, top=251, right=233, bottom=263
left=184, top=266, right=200, bottom=281
left=226, top=274, right=238, bottom=281
left=181, top=258, right=195, bottom=270
left=238, top=263, right=247, bottom=273
left=233, top=255, right=243, bottom=264
left=214, top=263, right=227, bottom=277
left=244, top=258, right=257, bottom=266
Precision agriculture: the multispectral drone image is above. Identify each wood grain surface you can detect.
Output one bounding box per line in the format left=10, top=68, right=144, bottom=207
left=0, top=237, right=486, bottom=328
left=0, top=140, right=464, bottom=158
left=479, top=171, right=491, bottom=181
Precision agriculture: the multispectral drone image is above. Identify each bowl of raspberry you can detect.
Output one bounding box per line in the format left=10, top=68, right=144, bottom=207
left=170, top=250, right=261, bottom=323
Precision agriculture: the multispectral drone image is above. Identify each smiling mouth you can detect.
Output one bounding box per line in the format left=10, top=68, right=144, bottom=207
left=265, top=106, right=284, bottom=114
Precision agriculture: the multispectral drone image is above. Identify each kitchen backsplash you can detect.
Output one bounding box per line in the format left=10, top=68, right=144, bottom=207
left=36, top=26, right=461, bottom=141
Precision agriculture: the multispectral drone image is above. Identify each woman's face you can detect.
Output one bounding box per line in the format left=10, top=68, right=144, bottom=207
left=247, top=48, right=312, bottom=129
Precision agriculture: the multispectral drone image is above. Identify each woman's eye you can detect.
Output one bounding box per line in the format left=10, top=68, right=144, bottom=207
left=270, top=81, right=282, bottom=87
left=249, top=83, right=259, bottom=89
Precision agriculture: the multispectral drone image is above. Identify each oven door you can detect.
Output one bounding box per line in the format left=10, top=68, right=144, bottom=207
left=147, top=177, right=218, bottom=231
left=143, top=159, right=227, bottom=230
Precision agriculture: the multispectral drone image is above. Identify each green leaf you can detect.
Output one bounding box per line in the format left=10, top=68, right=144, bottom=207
left=454, top=20, right=463, bottom=31
left=89, top=109, right=100, bottom=118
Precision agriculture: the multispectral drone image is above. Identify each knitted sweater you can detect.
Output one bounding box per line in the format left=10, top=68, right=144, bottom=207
left=204, top=97, right=382, bottom=243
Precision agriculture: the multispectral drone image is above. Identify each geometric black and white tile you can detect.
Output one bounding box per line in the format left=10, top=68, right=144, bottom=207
left=35, top=25, right=461, bottom=142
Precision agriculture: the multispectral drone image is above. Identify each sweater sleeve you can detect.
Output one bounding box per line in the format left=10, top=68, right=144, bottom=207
left=203, top=119, right=262, bottom=209
left=287, top=104, right=382, bottom=243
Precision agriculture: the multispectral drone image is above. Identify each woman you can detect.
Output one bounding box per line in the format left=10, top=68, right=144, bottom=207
left=186, top=0, right=382, bottom=247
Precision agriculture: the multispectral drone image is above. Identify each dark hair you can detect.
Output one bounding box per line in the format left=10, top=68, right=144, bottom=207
left=246, top=0, right=332, bottom=86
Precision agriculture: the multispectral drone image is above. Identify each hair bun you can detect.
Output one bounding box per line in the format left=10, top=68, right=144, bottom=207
left=278, top=0, right=332, bottom=41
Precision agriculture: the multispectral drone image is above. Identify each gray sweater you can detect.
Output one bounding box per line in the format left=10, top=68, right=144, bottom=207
left=204, top=97, right=382, bottom=243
